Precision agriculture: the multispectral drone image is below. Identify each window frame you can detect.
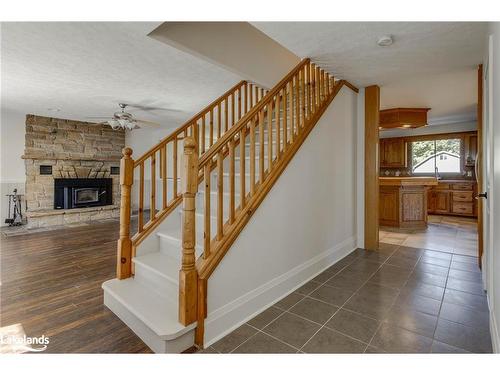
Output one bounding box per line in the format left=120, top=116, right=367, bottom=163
left=408, top=133, right=466, bottom=178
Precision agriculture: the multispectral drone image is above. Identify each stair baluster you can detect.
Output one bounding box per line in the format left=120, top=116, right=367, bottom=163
left=112, top=58, right=359, bottom=349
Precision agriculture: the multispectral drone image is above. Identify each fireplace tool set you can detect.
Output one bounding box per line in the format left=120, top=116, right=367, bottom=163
left=5, top=189, right=24, bottom=226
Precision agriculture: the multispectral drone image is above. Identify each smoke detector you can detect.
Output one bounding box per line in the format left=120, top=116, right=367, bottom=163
left=377, top=35, right=393, bottom=47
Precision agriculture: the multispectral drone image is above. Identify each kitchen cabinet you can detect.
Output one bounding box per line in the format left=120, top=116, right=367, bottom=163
left=434, top=191, right=450, bottom=213
left=428, top=190, right=449, bottom=214
left=380, top=188, right=399, bottom=226
left=379, top=177, right=437, bottom=229
left=380, top=138, right=407, bottom=168
left=427, top=180, right=476, bottom=217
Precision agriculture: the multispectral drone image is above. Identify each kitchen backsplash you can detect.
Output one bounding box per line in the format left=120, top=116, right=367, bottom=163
left=380, top=166, right=476, bottom=180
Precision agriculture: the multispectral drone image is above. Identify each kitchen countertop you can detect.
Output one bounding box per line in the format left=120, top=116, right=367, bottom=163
left=434, top=179, right=476, bottom=183
left=379, top=177, right=438, bottom=187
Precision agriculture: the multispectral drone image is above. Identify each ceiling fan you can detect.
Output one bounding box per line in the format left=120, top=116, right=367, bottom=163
left=86, top=103, right=162, bottom=130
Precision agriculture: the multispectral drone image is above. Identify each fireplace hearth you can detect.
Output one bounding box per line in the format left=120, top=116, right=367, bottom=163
left=54, top=178, right=112, bottom=210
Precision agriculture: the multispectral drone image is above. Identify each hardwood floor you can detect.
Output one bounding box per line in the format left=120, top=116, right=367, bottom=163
left=0, top=219, right=152, bottom=353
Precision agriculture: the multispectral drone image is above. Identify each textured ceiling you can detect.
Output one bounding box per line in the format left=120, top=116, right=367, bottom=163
left=253, top=22, right=486, bottom=123
left=252, top=22, right=487, bottom=87
left=1, top=22, right=243, bottom=128
left=381, top=68, right=478, bottom=123
left=1, top=22, right=487, bottom=131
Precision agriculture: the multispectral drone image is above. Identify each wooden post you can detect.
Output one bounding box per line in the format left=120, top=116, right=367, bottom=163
left=365, top=85, right=380, bottom=250
left=179, top=137, right=198, bottom=325
left=117, top=147, right=134, bottom=279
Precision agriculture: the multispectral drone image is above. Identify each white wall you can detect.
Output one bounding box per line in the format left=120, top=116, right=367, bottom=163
left=204, top=87, right=358, bottom=345
left=126, top=126, right=181, bottom=211
left=0, top=109, right=26, bottom=225
left=484, top=22, right=500, bottom=353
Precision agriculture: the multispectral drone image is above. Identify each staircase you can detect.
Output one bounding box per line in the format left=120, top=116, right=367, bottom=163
left=102, top=59, right=356, bottom=352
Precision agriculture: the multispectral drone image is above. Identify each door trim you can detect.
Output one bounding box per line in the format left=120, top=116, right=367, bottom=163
left=477, top=64, right=484, bottom=268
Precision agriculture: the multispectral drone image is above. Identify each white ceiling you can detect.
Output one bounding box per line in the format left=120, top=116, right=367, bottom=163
left=1, top=22, right=487, bottom=131
left=381, top=68, right=478, bottom=123
left=252, top=22, right=487, bottom=87
left=1, top=22, right=243, bottom=128
left=253, top=22, right=486, bottom=124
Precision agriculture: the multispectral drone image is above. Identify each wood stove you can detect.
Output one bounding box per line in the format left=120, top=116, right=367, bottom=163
left=54, top=178, right=112, bottom=209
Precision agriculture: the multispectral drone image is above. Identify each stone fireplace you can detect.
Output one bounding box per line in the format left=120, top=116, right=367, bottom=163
left=23, top=114, right=125, bottom=228
left=54, top=178, right=113, bottom=209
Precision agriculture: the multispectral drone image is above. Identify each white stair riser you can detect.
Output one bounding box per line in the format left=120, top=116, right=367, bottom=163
left=195, top=192, right=240, bottom=218
left=229, top=156, right=274, bottom=174
left=133, top=261, right=178, bottom=296
left=173, top=210, right=217, bottom=236
left=211, top=173, right=251, bottom=195
left=158, top=233, right=203, bottom=260
left=103, top=291, right=194, bottom=353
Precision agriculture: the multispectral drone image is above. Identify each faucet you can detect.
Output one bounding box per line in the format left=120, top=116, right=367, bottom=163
left=435, top=166, right=441, bottom=180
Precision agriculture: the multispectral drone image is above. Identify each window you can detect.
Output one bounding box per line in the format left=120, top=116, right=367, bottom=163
left=411, top=138, right=462, bottom=175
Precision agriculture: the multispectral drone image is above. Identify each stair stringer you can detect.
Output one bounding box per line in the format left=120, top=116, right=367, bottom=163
left=202, top=86, right=359, bottom=347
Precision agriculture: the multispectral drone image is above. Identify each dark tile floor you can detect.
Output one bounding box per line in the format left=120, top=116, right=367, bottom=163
left=200, top=244, right=492, bottom=353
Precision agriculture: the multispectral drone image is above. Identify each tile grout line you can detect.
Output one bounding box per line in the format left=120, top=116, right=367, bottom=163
left=225, top=252, right=363, bottom=353
left=284, top=307, right=375, bottom=347
left=364, top=246, right=425, bottom=352
left=296, top=246, right=402, bottom=353
left=430, top=253, right=453, bottom=348
left=213, top=242, right=482, bottom=354
left=228, top=253, right=365, bottom=353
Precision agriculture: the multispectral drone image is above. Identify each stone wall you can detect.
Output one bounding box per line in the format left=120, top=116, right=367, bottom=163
left=23, top=114, right=125, bottom=227
left=24, top=114, right=125, bottom=161
left=25, top=159, right=121, bottom=210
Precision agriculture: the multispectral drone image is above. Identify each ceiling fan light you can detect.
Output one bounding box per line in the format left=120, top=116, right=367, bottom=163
left=108, top=119, right=119, bottom=129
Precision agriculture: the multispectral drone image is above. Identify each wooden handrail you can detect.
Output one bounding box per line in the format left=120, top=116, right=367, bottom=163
left=116, top=52, right=360, bottom=345
left=181, top=59, right=360, bottom=346
left=116, top=79, right=269, bottom=279
left=134, top=80, right=247, bottom=166
left=184, top=59, right=362, bottom=345
left=198, top=59, right=310, bottom=168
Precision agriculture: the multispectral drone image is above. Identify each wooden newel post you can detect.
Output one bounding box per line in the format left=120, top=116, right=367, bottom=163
left=179, top=137, right=199, bottom=325
left=117, top=147, right=134, bottom=279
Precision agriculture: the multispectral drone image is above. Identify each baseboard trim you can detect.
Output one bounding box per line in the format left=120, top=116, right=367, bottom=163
left=203, top=236, right=356, bottom=347
left=489, top=297, right=499, bottom=353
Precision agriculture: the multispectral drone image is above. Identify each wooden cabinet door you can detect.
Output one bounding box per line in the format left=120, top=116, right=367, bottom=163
left=379, top=188, right=399, bottom=226
left=379, top=139, right=387, bottom=166
left=380, top=138, right=407, bottom=168
left=428, top=190, right=436, bottom=213
left=434, top=191, right=450, bottom=213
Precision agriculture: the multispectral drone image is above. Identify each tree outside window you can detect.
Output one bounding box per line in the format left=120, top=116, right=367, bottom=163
left=411, top=138, right=461, bottom=174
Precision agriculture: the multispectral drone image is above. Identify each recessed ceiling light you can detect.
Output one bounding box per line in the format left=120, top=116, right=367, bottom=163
left=47, top=108, right=60, bottom=112
left=377, top=35, right=393, bottom=47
